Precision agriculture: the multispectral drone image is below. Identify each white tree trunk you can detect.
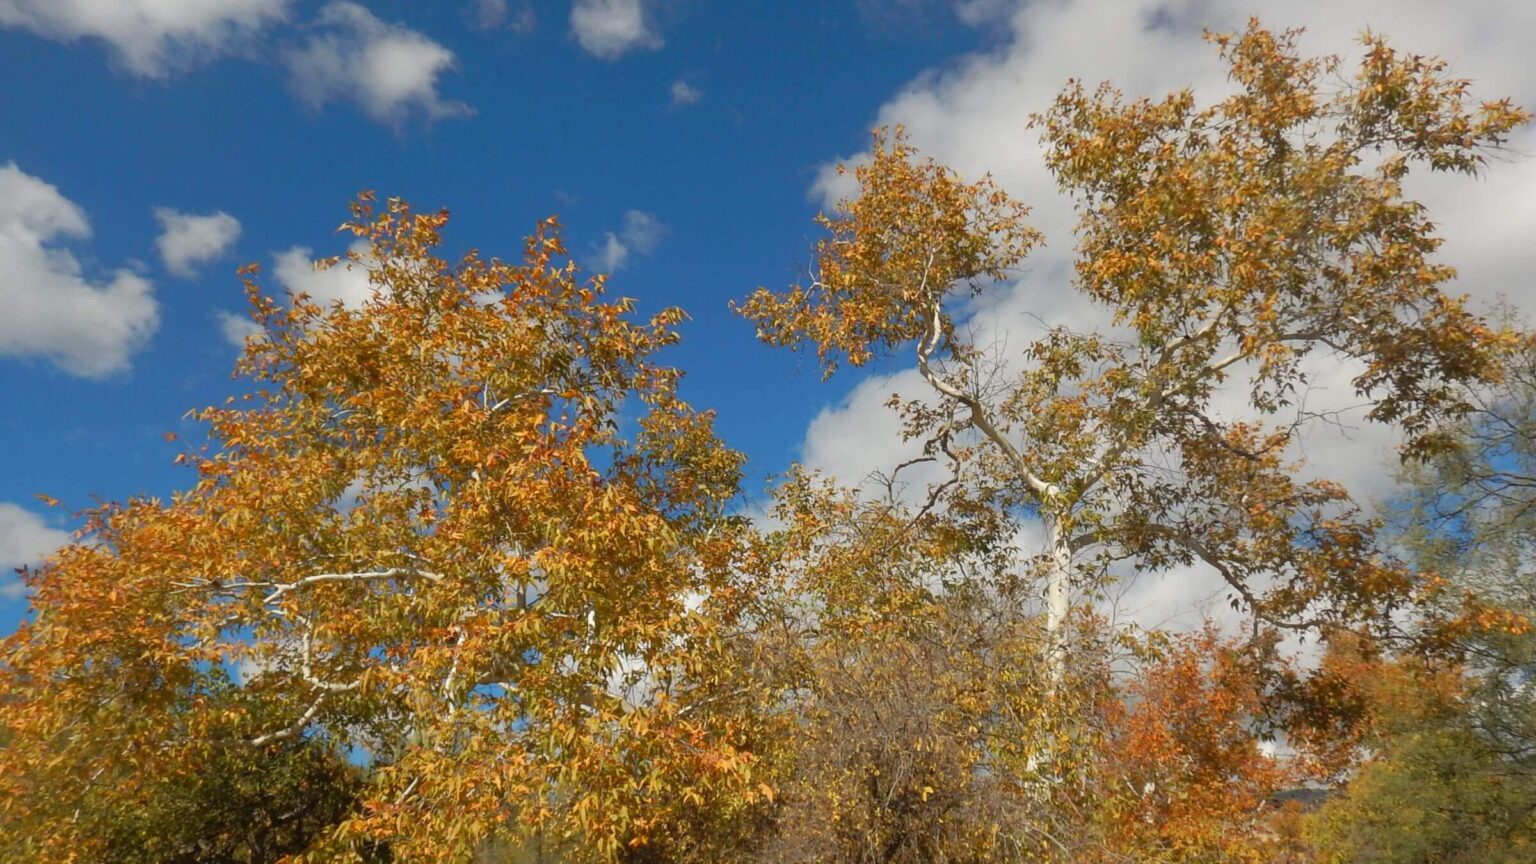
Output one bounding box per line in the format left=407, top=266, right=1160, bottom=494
left=1044, top=516, right=1071, bottom=684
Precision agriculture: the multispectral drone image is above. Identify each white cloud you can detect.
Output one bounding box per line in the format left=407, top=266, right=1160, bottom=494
left=801, top=369, right=935, bottom=488
left=284, top=1, right=470, bottom=127
left=0, top=0, right=289, bottom=77
left=0, top=163, right=158, bottom=378
left=669, top=79, right=702, bottom=107
left=570, top=0, right=660, bottom=59
left=509, top=5, right=538, bottom=34
left=272, top=240, right=374, bottom=308
left=953, top=0, right=1014, bottom=26
left=857, top=0, right=1014, bottom=29
left=215, top=309, right=263, bottom=348
left=792, top=0, right=1536, bottom=632
left=472, top=0, right=508, bottom=29
left=592, top=210, right=666, bottom=272
left=471, top=0, right=536, bottom=33
left=802, top=0, right=1536, bottom=496
left=154, top=208, right=241, bottom=278
left=232, top=655, right=267, bottom=684
left=0, top=502, right=69, bottom=600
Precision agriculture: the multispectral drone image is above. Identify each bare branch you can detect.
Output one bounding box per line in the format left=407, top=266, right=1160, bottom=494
left=916, top=295, right=1055, bottom=500
left=261, top=567, right=444, bottom=607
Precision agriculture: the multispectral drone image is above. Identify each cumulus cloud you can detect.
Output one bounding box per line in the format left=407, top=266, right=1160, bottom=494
left=813, top=0, right=1536, bottom=294
left=0, top=0, right=288, bottom=77
left=570, top=0, right=660, bottom=59
left=154, top=208, right=241, bottom=278
left=793, top=0, right=1536, bottom=630
left=592, top=210, right=666, bottom=273
left=284, top=1, right=470, bottom=127
left=952, top=0, right=1015, bottom=26
left=669, top=79, right=702, bottom=108
left=856, top=0, right=1013, bottom=29
left=800, top=369, right=935, bottom=487
left=272, top=240, right=375, bottom=308
left=214, top=309, right=263, bottom=348
left=0, top=502, right=69, bottom=600
left=217, top=238, right=383, bottom=345
left=470, top=0, right=535, bottom=33
left=0, top=163, right=158, bottom=378
left=472, top=0, right=508, bottom=30
left=803, top=0, right=1536, bottom=497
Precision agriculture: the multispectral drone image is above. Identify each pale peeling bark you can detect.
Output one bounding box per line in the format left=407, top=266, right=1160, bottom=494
left=1044, top=517, right=1072, bottom=677
left=916, top=296, right=1073, bottom=680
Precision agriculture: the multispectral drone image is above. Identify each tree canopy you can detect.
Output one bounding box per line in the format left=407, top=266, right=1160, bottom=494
left=2, top=20, right=1533, bottom=864
left=1, top=198, right=760, bottom=861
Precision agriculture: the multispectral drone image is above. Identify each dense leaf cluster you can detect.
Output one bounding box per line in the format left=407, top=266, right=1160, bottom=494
left=1, top=22, right=1531, bottom=863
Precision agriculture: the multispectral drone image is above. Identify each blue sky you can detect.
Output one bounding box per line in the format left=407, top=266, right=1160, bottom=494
left=0, top=1, right=1003, bottom=630
left=3, top=0, right=1534, bottom=637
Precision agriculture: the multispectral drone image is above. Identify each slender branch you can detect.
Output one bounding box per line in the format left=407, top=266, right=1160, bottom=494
left=300, top=627, right=362, bottom=693
left=485, top=386, right=558, bottom=414
left=248, top=695, right=326, bottom=746
left=442, top=626, right=466, bottom=716
left=394, top=775, right=422, bottom=806
left=1082, top=300, right=1237, bottom=494
left=915, top=295, right=1055, bottom=499
left=675, top=686, right=752, bottom=718
left=1134, top=523, right=1333, bottom=634
left=261, top=568, right=444, bottom=607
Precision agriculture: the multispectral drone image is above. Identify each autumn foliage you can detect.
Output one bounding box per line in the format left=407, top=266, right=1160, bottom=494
left=1091, top=629, right=1296, bottom=862
left=2, top=20, right=1533, bottom=864
left=0, top=198, right=761, bottom=861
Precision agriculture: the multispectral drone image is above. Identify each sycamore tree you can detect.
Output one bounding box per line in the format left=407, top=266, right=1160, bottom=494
left=737, top=24, right=1529, bottom=859
left=2, top=21, right=1532, bottom=864
left=0, top=198, right=762, bottom=862
left=734, top=474, right=1313, bottom=862
left=739, top=22, right=1528, bottom=681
